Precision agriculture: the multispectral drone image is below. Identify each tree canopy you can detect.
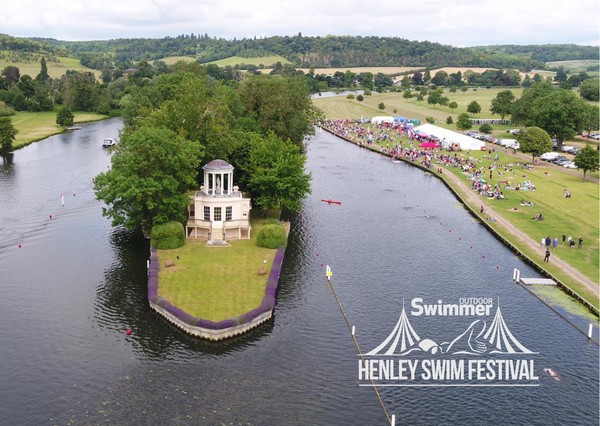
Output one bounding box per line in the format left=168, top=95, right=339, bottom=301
left=0, top=117, right=18, bottom=156
left=574, top=145, right=600, bottom=180
left=490, top=90, right=515, bottom=120
left=242, top=131, right=311, bottom=214
left=579, top=78, right=599, bottom=102
left=518, top=126, right=552, bottom=161
left=93, top=126, right=202, bottom=231
left=467, top=101, right=481, bottom=116
left=456, top=113, right=472, bottom=130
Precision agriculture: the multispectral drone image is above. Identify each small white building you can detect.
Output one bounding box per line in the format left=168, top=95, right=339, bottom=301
left=186, top=159, right=252, bottom=243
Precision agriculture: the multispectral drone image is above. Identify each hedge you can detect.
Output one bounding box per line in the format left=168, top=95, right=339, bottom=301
left=256, top=224, right=287, bottom=249
left=151, top=221, right=185, bottom=250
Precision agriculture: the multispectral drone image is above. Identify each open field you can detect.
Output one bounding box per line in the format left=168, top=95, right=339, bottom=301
left=546, top=60, right=599, bottom=74
left=322, top=121, right=599, bottom=305
left=208, top=55, right=290, bottom=67
left=157, top=219, right=277, bottom=321
left=0, top=51, right=101, bottom=79
left=314, top=88, right=525, bottom=123
left=11, top=111, right=107, bottom=149
left=297, top=66, right=421, bottom=75
left=159, top=56, right=197, bottom=65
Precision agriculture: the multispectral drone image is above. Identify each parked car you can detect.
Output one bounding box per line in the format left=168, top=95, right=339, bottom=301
left=507, top=128, right=522, bottom=135
left=551, top=156, right=568, bottom=164
left=569, top=147, right=580, bottom=155
left=563, top=161, right=578, bottom=169
left=541, top=152, right=560, bottom=161
left=591, top=134, right=600, bottom=140
left=561, top=145, right=576, bottom=153
left=555, top=158, right=570, bottom=166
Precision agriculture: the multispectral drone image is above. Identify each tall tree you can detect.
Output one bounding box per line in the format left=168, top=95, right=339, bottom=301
left=467, top=100, right=481, bottom=116
left=0, top=117, right=18, bottom=156
left=56, top=106, right=74, bottom=127
left=36, top=57, right=49, bottom=82
left=242, top=131, right=311, bottom=214
left=574, top=145, right=600, bottom=180
left=240, top=75, right=318, bottom=147
left=579, top=78, right=599, bottom=102
left=490, top=90, right=515, bottom=120
left=456, top=113, right=472, bottom=131
left=529, top=89, right=590, bottom=150
left=1, top=66, right=20, bottom=87
left=94, top=126, right=202, bottom=231
left=449, top=101, right=458, bottom=112
left=518, top=126, right=553, bottom=162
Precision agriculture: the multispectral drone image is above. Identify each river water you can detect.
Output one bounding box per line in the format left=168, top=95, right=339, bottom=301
left=0, top=119, right=597, bottom=425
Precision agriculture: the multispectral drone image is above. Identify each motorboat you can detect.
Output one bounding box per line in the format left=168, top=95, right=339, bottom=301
left=102, top=138, right=117, bottom=148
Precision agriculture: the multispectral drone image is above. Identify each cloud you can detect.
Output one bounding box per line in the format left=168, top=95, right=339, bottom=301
left=0, top=0, right=598, bottom=47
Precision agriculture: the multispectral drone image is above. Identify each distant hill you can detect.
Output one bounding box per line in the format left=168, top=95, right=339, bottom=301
left=13, top=33, right=598, bottom=73
left=472, top=44, right=599, bottom=63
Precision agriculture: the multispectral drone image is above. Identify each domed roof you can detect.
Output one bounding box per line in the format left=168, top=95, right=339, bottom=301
left=203, top=159, right=234, bottom=171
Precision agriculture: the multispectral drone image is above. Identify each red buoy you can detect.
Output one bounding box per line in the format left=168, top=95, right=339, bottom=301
left=449, top=230, right=452, bottom=233
left=73, top=193, right=76, bottom=197
left=320, top=263, right=323, bottom=266
left=126, top=330, right=131, bottom=335
left=483, top=255, right=486, bottom=258
left=496, top=266, right=499, bottom=269
left=18, top=244, right=21, bottom=248
left=49, top=215, right=52, bottom=219
left=316, top=253, right=319, bottom=256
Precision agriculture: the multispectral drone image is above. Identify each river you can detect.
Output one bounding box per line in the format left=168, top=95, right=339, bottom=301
left=0, top=118, right=597, bottom=425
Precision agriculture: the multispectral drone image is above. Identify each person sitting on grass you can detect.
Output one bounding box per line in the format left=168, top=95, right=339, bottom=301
left=532, top=212, right=544, bottom=220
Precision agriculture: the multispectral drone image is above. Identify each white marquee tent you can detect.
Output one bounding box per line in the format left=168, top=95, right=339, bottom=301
left=413, top=123, right=485, bottom=151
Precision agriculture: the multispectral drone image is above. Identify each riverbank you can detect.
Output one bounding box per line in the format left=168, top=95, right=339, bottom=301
left=150, top=218, right=289, bottom=340
left=318, top=124, right=599, bottom=312
left=11, top=111, right=108, bottom=150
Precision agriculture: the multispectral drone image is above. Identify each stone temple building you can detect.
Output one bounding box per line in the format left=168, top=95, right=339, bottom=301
left=185, top=159, right=252, bottom=243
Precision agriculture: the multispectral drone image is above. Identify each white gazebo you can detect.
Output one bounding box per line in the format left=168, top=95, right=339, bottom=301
left=186, top=159, right=252, bottom=243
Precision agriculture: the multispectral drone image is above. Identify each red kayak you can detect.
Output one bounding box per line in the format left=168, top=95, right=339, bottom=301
left=321, top=199, right=342, bottom=205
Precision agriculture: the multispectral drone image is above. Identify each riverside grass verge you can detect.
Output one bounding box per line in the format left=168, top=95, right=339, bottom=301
left=319, top=125, right=599, bottom=310
left=156, top=218, right=284, bottom=322
left=11, top=111, right=108, bottom=149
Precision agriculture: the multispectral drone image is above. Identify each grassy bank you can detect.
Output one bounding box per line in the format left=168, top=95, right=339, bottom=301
left=11, top=111, right=108, bottom=149
left=157, top=219, right=279, bottom=322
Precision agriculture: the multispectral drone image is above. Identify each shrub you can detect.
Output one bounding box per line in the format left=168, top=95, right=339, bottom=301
left=378, top=102, right=385, bottom=110
left=151, top=221, right=185, bottom=249
left=356, top=94, right=364, bottom=102
left=256, top=224, right=287, bottom=249
left=479, top=123, right=493, bottom=134
left=0, top=102, right=16, bottom=116
left=346, top=94, right=355, bottom=99
left=426, top=116, right=435, bottom=124
left=446, top=116, right=453, bottom=125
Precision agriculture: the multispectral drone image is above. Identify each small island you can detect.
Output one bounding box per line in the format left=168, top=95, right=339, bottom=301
left=147, top=159, right=290, bottom=340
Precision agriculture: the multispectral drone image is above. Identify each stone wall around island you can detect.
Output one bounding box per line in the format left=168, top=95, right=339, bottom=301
left=148, top=246, right=285, bottom=340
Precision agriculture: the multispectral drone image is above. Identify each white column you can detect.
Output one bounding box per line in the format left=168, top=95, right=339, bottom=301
left=221, top=173, right=224, bottom=194
left=229, top=172, right=233, bottom=194
left=204, top=172, right=208, bottom=194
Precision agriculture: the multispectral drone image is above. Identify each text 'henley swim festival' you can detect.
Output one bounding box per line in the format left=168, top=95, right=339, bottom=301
left=358, top=297, right=540, bottom=387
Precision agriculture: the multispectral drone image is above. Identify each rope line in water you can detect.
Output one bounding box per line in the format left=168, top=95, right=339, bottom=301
left=327, top=279, right=393, bottom=426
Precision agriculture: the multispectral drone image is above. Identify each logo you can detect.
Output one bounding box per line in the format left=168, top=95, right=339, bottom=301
left=359, top=298, right=539, bottom=386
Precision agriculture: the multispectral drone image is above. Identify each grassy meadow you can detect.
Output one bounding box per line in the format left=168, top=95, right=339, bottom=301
left=158, top=56, right=197, bottom=65
left=208, top=55, right=290, bottom=67
left=157, top=219, right=278, bottom=321
left=546, top=60, right=599, bottom=75
left=314, top=88, right=525, bottom=123
left=11, top=111, right=107, bottom=149
left=0, top=50, right=101, bottom=79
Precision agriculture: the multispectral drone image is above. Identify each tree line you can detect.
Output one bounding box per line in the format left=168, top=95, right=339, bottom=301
left=16, top=33, right=597, bottom=72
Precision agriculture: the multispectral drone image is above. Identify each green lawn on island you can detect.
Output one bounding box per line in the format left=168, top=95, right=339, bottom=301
left=337, top=127, right=599, bottom=306
left=157, top=220, right=279, bottom=322
left=11, top=111, right=107, bottom=149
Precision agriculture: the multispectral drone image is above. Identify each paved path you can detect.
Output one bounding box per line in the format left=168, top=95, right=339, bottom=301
left=484, top=142, right=599, bottom=184
left=442, top=169, right=599, bottom=298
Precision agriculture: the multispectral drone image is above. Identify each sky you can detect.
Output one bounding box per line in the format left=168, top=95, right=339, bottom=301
left=2, top=0, right=599, bottom=47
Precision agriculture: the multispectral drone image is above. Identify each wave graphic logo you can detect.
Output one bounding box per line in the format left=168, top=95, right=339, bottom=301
left=366, top=301, right=535, bottom=356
